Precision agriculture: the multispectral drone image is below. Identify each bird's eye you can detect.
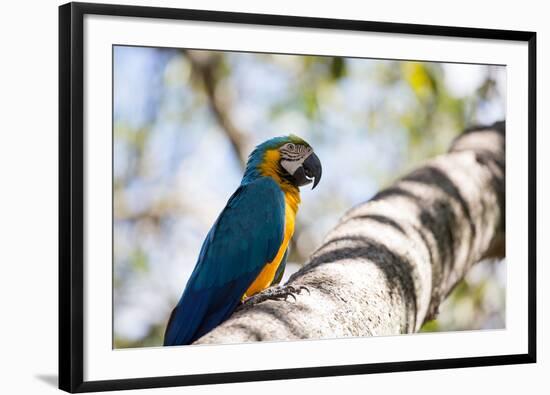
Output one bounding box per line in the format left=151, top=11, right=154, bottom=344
left=287, top=143, right=296, bottom=151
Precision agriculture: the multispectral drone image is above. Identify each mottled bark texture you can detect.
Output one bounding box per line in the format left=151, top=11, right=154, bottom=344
left=195, top=122, right=505, bottom=344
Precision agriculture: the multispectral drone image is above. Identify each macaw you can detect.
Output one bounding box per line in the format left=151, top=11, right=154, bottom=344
left=163, top=135, right=322, bottom=346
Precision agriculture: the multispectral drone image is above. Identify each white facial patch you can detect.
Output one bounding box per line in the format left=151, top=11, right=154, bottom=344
left=280, top=150, right=313, bottom=176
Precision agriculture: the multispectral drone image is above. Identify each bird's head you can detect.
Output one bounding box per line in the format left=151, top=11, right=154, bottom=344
left=245, top=135, right=322, bottom=190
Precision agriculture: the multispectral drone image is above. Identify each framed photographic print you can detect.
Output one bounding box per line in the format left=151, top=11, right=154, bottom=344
left=59, top=2, right=536, bottom=392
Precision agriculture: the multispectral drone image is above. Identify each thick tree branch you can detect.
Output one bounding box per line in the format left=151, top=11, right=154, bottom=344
left=195, top=122, right=505, bottom=344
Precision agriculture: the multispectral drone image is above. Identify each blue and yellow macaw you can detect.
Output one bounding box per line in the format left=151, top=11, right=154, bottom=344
left=164, top=135, right=322, bottom=346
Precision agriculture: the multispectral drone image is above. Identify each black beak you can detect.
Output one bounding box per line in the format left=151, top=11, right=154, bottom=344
left=302, top=152, right=322, bottom=189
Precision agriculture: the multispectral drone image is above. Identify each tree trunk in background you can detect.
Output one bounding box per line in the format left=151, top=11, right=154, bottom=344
left=195, top=122, right=505, bottom=344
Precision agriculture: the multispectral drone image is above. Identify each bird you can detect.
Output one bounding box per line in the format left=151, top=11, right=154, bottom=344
left=163, top=135, right=322, bottom=346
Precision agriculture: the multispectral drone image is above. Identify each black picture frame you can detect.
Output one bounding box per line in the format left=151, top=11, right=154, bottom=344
left=59, top=2, right=537, bottom=393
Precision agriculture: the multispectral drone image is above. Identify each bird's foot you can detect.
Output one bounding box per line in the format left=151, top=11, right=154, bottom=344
left=242, top=285, right=310, bottom=306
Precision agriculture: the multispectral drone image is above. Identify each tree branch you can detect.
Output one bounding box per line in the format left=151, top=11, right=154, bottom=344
left=184, top=50, right=250, bottom=167
left=194, top=122, right=505, bottom=344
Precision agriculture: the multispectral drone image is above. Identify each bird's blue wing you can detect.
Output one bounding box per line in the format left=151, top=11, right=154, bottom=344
left=164, top=177, right=285, bottom=346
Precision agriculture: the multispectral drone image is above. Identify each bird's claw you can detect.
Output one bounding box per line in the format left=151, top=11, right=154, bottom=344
left=286, top=285, right=310, bottom=296
left=241, top=284, right=310, bottom=306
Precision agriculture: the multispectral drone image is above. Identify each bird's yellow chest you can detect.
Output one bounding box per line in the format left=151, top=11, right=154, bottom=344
left=243, top=191, right=299, bottom=298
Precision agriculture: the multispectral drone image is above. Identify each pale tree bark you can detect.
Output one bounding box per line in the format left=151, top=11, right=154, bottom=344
left=195, top=122, right=505, bottom=344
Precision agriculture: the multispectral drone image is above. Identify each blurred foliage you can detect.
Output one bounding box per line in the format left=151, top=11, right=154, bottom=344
left=112, top=46, right=506, bottom=348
